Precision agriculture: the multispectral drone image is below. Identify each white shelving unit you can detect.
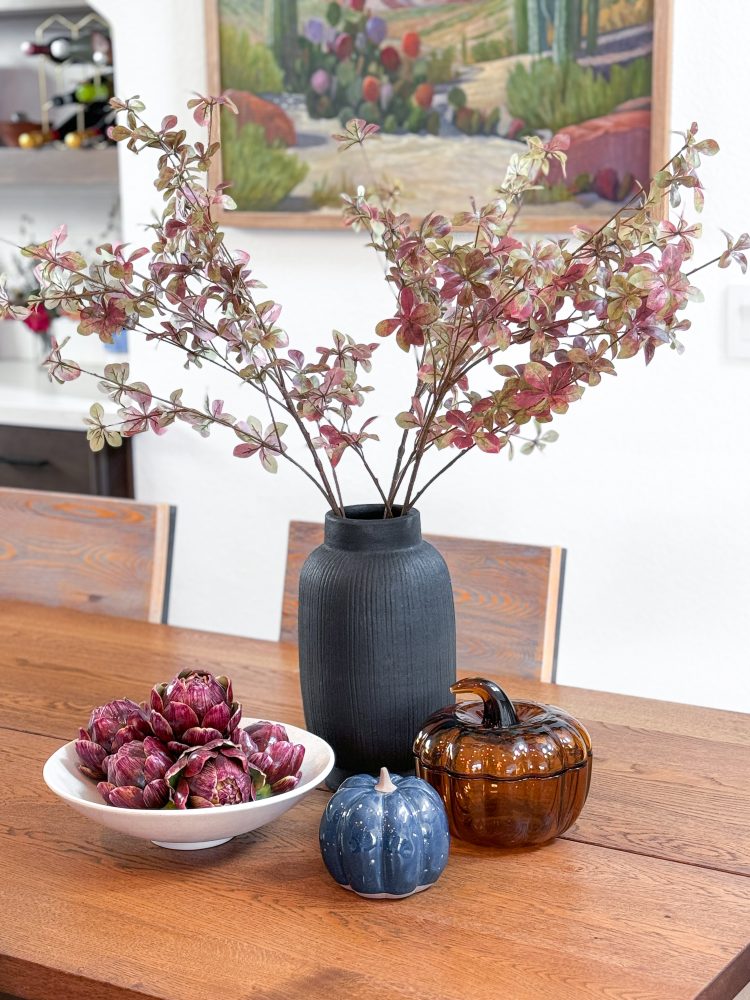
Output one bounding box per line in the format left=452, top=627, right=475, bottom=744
left=0, top=1, right=90, bottom=14
left=0, top=145, right=117, bottom=186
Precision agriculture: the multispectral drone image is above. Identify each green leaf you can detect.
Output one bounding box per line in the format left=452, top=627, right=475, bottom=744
left=109, top=125, right=132, bottom=142
left=567, top=348, right=590, bottom=364
left=395, top=411, right=419, bottom=430
left=694, top=138, right=719, bottom=156
left=86, top=427, right=105, bottom=452
left=104, top=362, right=130, bottom=384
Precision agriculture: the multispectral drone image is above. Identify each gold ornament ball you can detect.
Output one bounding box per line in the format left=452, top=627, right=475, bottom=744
left=64, top=131, right=83, bottom=149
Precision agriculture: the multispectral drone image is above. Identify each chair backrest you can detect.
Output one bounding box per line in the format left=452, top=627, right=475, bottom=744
left=0, top=487, right=176, bottom=623
left=282, top=521, right=565, bottom=682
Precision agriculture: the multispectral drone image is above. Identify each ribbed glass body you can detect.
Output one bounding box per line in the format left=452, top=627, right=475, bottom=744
left=298, top=505, right=456, bottom=787
left=413, top=678, right=593, bottom=846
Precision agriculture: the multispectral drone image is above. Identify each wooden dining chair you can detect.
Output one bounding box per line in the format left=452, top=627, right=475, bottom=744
left=282, top=521, right=566, bottom=682
left=0, top=486, right=176, bottom=623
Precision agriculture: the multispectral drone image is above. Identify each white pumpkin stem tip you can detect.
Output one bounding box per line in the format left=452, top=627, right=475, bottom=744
left=374, top=767, right=397, bottom=794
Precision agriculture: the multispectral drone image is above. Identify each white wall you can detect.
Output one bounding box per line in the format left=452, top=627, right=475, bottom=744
left=95, top=0, right=750, bottom=713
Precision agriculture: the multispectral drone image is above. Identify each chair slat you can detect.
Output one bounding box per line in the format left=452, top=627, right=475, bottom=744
left=0, top=487, right=175, bottom=623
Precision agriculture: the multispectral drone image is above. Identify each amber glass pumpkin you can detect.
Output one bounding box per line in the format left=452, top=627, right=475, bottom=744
left=413, top=677, right=592, bottom=847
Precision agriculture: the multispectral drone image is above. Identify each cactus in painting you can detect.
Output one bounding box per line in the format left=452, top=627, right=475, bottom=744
left=527, top=0, right=547, bottom=55
left=271, top=0, right=299, bottom=87
left=513, top=0, right=529, bottom=52
left=586, top=0, right=599, bottom=54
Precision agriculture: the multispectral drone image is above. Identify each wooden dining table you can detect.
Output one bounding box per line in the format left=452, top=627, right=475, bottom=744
left=0, top=600, right=748, bottom=1000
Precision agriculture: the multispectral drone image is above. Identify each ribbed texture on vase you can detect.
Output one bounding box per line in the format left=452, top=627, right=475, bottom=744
left=299, top=506, right=456, bottom=782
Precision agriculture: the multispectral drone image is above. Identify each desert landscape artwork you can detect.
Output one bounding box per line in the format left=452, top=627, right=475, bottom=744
left=207, top=0, right=670, bottom=229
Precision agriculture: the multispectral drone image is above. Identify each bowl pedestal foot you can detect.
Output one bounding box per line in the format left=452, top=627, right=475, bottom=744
left=152, top=837, right=233, bottom=850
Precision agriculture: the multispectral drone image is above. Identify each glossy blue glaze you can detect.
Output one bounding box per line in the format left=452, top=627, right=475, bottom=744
left=319, top=771, right=450, bottom=897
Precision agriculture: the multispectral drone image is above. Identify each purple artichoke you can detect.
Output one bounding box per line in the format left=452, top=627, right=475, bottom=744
left=96, top=737, right=172, bottom=809
left=249, top=739, right=305, bottom=794
left=75, top=698, right=150, bottom=779
left=166, top=739, right=258, bottom=808
left=243, top=720, right=289, bottom=752
left=147, top=669, right=241, bottom=752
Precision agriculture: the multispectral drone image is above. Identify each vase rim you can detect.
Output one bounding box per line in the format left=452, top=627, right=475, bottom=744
left=323, top=504, right=422, bottom=551
left=326, top=504, right=417, bottom=522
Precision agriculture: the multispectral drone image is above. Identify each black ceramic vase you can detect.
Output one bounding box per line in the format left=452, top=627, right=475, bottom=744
left=298, top=505, right=456, bottom=788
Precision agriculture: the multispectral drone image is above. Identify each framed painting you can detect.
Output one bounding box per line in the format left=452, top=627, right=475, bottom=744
left=205, top=0, right=672, bottom=231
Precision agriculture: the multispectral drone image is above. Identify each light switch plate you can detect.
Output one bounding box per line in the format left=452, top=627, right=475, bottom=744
left=726, top=285, right=750, bottom=360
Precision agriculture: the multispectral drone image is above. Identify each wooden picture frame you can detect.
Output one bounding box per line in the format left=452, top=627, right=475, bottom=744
left=205, top=0, right=673, bottom=233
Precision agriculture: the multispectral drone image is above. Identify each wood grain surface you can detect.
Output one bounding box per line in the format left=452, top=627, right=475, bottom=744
left=282, top=522, right=565, bottom=681
left=1, top=732, right=748, bottom=1000
left=0, top=601, right=748, bottom=1000
left=0, top=489, right=173, bottom=623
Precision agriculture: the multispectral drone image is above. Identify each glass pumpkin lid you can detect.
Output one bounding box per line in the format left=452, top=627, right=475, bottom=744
left=413, top=677, right=592, bottom=781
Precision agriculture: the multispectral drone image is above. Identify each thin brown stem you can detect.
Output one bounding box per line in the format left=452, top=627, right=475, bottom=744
left=354, top=446, right=391, bottom=512
left=687, top=255, right=722, bottom=277
left=255, top=377, right=333, bottom=503
left=136, top=121, right=343, bottom=511
left=279, top=451, right=338, bottom=504
left=572, top=142, right=690, bottom=258
left=265, top=366, right=341, bottom=514
left=386, top=428, right=411, bottom=506
left=406, top=421, right=517, bottom=510
left=408, top=449, right=473, bottom=509
left=330, top=460, right=346, bottom=516
left=53, top=357, right=335, bottom=506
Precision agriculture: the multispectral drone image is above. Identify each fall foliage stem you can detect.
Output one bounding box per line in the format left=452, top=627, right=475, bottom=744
left=54, top=357, right=335, bottom=506
left=687, top=255, right=722, bottom=276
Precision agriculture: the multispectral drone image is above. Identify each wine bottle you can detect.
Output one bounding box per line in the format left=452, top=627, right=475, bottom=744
left=49, top=36, right=96, bottom=62
left=20, top=34, right=110, bottom=64
left=91, top=30, right=113, bottom=67
left=54, top=102, right=114, bottom=141
left=20, top=40, right=55, bottom=57
left=50, top=81, right=112, bottom=107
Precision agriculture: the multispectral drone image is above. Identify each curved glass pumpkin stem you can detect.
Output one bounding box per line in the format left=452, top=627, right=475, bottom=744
left=451, top=677, right=519, bottom=729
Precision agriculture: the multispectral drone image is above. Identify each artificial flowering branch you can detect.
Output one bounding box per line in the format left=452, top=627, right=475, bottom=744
left=2, top=93, right=747, bottom=518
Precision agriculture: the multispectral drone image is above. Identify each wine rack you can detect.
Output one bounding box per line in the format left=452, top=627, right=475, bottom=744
left=22, top=10, right=113, bottom=150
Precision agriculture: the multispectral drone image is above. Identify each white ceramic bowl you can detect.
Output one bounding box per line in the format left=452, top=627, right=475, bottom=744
left=43, top=717, right=334, bottom=850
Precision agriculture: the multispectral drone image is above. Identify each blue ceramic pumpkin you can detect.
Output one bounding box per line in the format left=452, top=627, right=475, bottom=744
left=319, top=767, right=450, bottom=898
